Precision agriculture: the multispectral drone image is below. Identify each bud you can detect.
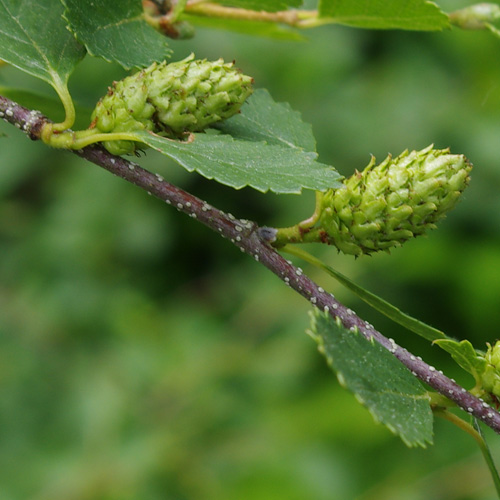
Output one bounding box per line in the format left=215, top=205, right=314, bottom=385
left=449, top=3, right=500, bottom=30
left=315, top=146, right=472, bottom=255
left=90, top=54, right=254, bottom=155
left=480, top=341, right=500, bottom=399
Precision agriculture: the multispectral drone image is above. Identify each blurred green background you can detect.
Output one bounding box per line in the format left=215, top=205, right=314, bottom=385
left=1, top=2, right=500, bottom=498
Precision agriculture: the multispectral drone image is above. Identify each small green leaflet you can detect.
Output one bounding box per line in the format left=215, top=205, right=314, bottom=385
left=0, top=0, right=85, bottom=90
left=318, top=0, right=450, bottom=31
left=434, top=339, right=487, bottom=385
left=62, top=0, right=171, bottom=70
left=308, top=309, right=433, bottom=447
left=134, top=90, right=342, bottom=194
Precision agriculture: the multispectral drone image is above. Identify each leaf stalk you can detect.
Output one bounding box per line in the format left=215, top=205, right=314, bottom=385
left=184, top=2, right=320, bottom=27
left=435, top=410, right=500, bottom=497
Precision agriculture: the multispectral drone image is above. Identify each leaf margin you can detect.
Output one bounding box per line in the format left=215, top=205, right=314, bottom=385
left=308, top=308, right=434, bottom=448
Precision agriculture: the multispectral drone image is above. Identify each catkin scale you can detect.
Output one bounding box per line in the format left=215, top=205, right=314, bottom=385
left=90, top=54, right=254, bottom=155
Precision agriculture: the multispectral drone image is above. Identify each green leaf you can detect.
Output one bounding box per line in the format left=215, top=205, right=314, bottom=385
left=0, top=0, right=85, bottom=92
left=434, top=339, right=487, bottom=384
left=216, top=89, right=317, bottom=152
left=129, top=90, right=341, bottom=193
left=308, top=309, right=433, bottom=447
left=182, top=15, right=304, bottom=40
left=318, top=0, right=450, bottom=31
left=137, top=130, right=341, bottom=194
left=62, top=0, right=172, bottom=70
left=209, top=0, right=301, bottom=13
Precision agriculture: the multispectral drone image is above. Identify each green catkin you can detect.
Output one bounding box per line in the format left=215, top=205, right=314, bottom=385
left=314, top=146, right=472, bottom=255
left=90, top=54, right=254, bottom=155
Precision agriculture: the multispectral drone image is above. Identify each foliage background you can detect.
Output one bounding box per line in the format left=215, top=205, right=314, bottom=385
left=1, top=1, right=500, bottom=498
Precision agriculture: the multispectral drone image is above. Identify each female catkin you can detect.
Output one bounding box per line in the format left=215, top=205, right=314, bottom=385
left=314, top=146, right=472, bottom=255
left=90, top=54, right=254, bottom=155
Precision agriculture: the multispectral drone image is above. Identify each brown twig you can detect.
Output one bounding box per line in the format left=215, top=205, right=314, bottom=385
left=2, top=93, right=500, bottom=434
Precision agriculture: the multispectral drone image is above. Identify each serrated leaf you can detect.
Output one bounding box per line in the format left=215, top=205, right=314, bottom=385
left=308, top=309, right=433, bottom=447
left=209, top=0, right=301, bottom=13
left=216, top=89, right=317, bottom=152
left=318, top=0, right=450, bottom=31
left=93, top=88, right=339, bottom=192
left=0, top=0, right=85, bottom=89
left=434, top=339, right=487, bottom=384
left=136, top=130, right=341, bottom=193
left=62, top=0, right=171, bottom=70
left=127, top=89, right=341, bottom=193
left=182, top=15, right=304, bottom=40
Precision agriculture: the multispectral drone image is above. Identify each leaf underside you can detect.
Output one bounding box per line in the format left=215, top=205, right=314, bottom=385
left=309, top=309, right=433, bottom=447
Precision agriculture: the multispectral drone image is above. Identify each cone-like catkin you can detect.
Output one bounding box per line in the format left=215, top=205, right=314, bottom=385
left=316, top=146, right=472, bottom=255
left=90, top=54, right=254, bottom=155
